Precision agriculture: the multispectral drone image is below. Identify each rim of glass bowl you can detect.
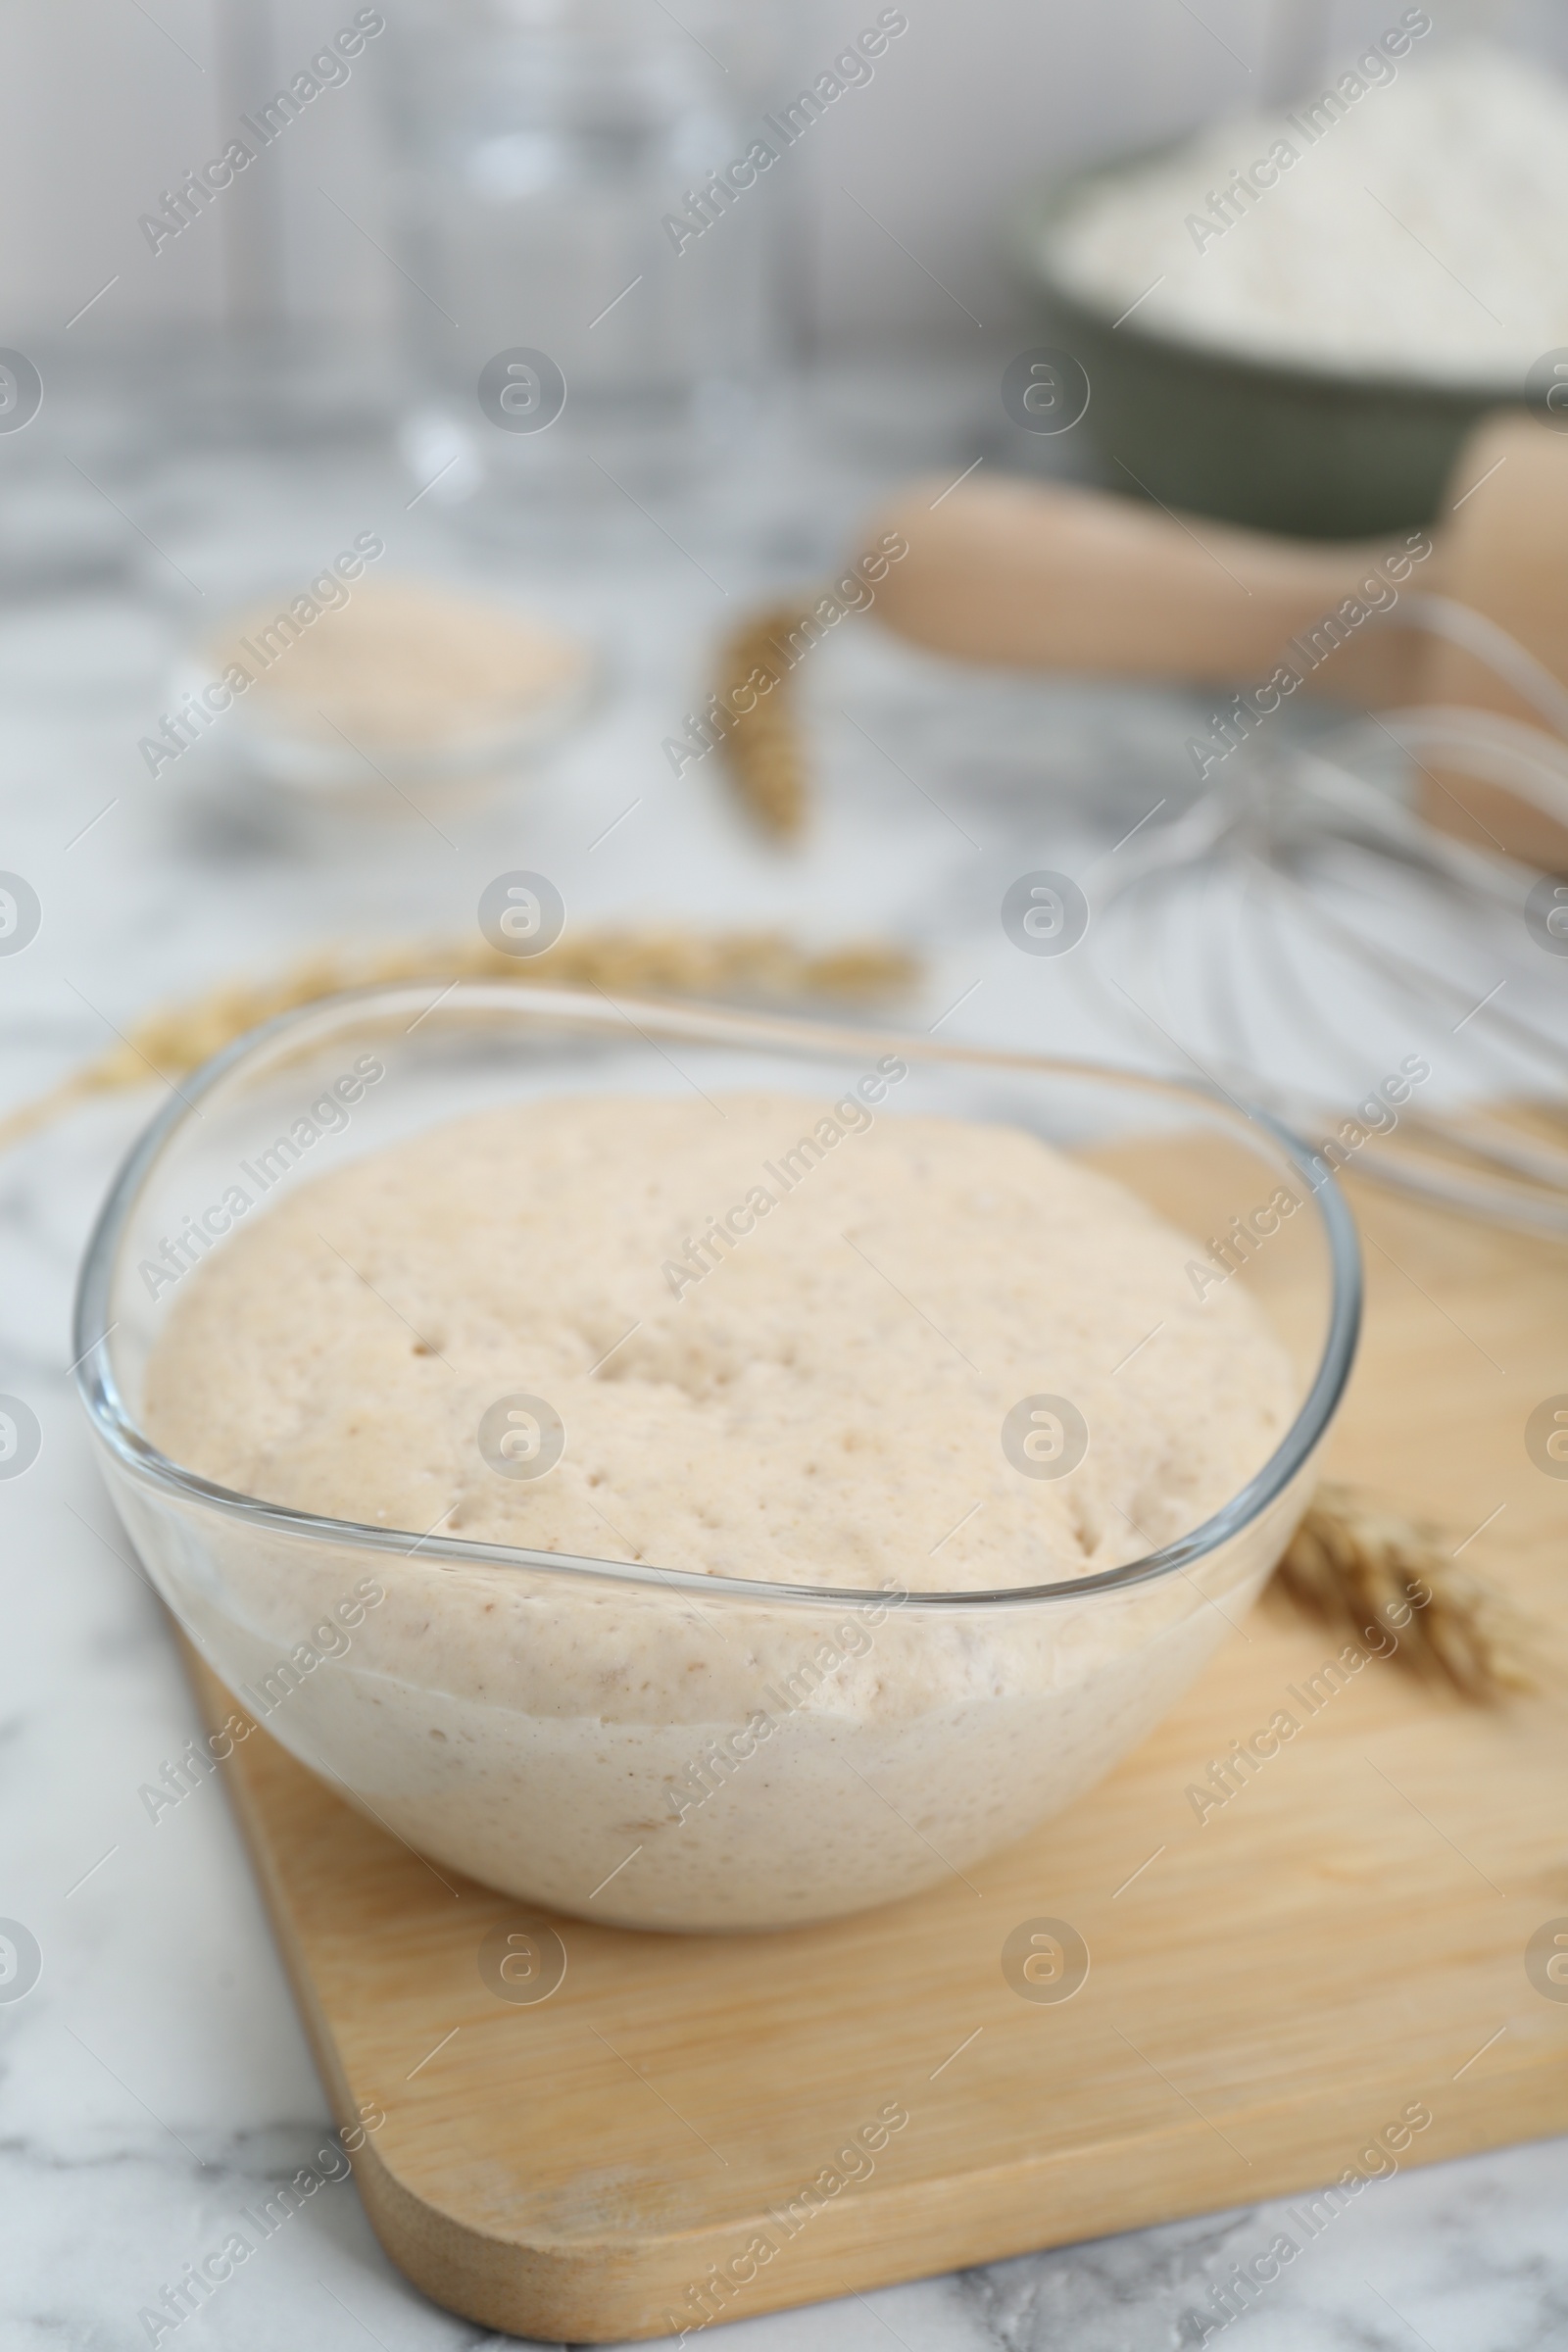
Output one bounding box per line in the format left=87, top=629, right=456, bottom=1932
left=73, top=984, right=1361, bottom=1614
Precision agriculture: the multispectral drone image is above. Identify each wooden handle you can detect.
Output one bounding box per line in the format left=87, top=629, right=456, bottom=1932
left=867, top=473, right=1431, bottom=699
left=862, top=420, right=1568, bottom=865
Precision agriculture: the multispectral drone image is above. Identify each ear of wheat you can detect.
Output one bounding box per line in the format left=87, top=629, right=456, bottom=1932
left=1275, top=1482, right=1537, bottom=1700
left=713, top=601, right=814, bottom=839
left=0, top=926, right=915, bottom=1155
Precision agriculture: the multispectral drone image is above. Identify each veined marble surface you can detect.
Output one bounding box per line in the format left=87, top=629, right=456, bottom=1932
left=1, top=362, right=1564, bottom=2351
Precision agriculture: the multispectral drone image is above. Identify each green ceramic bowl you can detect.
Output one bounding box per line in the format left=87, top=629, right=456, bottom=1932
left=1013, top=163, right=1526, bottom=541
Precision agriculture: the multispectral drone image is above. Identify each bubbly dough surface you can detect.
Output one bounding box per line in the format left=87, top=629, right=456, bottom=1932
left=144, top=1093, right=1292, bottom=1592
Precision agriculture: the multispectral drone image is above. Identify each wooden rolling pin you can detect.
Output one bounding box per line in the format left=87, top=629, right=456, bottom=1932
left=867, top=412, right=1568, bottom=868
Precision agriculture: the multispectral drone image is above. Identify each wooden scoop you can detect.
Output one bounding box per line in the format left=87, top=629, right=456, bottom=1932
left=866, top=412, right=1568, bottom=867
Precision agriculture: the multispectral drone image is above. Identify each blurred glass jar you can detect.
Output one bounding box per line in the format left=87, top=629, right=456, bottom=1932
left=389, top=0, right=780, bottom=509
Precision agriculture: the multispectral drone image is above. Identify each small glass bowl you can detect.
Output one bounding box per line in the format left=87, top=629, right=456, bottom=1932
left=74, top=988, right=1359, bottom=1933
left=172, top=580, right=596, bottom=814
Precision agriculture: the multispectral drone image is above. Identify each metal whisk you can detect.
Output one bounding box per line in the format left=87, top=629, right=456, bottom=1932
left=1084, top=603, right=1568, bottom=1234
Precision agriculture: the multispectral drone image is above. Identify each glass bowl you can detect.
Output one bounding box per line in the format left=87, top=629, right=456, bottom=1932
left=172, top=578, right=597, bottom=815
left=74, top=986, right=1360, bottom=1933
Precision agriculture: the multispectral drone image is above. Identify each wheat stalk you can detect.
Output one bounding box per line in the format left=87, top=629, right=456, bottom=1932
left=1275, top=1480, right=1537, bottom=1699
left=713, top=599, right=814, bottom=839
left=0, top=927, right=916, bottom=1156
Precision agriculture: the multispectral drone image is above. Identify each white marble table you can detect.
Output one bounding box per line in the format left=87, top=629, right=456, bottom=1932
left=2, top=359, right=1564, bottom=2350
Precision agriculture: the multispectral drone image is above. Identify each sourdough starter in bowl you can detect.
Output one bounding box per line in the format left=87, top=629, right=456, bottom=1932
left=142, top=1092, right=1296, bottom=1929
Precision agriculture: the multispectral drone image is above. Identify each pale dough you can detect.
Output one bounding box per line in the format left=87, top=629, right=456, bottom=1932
left=145, top=1093, right=1289, bottom=1590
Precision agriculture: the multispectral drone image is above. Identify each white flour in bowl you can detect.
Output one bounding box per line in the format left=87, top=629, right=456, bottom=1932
left=1045, top=39, right=1568, bottom=385
left=141, top=1093, right=1299, bottom=1928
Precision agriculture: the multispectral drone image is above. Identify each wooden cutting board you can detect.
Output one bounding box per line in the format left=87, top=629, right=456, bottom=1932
left=184, top=1159, right=1568, bottom=2343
